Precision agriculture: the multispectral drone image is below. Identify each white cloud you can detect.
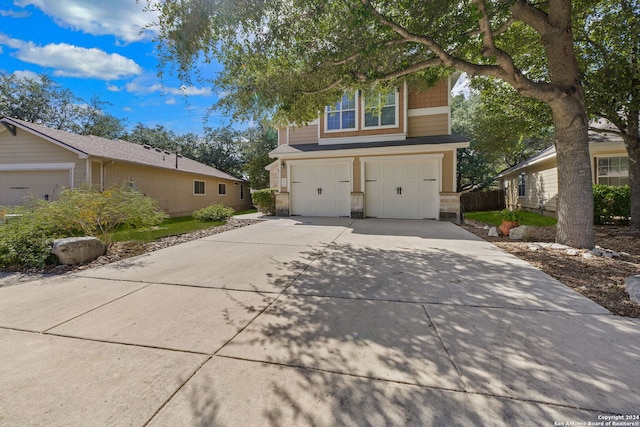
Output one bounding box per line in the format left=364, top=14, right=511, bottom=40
left=0, top=34, right=142, bottom=80
left=123, top=106, right=132, bottom=112
left=14, top=0, right=158, bottom=43
left=165, top=97, right=176, bottom=105
left=12, top=69, right=41, bottom=82
left=0, top=9, right=31, bottom=18
left=126, top=79, right=212, bottom=97
left=106, top=84, right=121, bottom=92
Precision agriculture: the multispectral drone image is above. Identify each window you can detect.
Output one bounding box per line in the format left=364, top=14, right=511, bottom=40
left=194, top=180, right=205, bottom=195
left=518, top=173, right=526, bottom=198
left=240, top=184, right=244, bottom=200
left=364, top=91, right=397, bottom=128
left=326, top=93, right=356, bottom=131
left=218, top=183, right=227, bottom=195
left=597, top=156, right=629, bottom=186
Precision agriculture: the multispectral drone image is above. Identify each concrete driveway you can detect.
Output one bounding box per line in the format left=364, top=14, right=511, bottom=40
left=0, top=217, right=638, bottom=426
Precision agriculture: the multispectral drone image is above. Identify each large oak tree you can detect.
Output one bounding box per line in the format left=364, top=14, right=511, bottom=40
left=150, top=0, right=595, bottom=248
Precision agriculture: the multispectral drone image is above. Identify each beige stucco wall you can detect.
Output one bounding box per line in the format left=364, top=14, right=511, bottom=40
left=102, top=161, right=251, bottom=217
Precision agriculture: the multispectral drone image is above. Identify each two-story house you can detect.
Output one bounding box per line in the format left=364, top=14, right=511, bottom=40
left=267, top=76, right=469, bottom=222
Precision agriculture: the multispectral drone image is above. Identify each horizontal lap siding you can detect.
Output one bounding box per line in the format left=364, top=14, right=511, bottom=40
left=289, top=124, right=318, bottom=145
left=0, top=129, right=86, bottom=188
left=504, top=159, right=558, bottom=212
left=407, top=114, right=449, bottom=137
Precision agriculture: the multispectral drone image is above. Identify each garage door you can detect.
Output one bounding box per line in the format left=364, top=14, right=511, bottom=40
left=0, top=170, right=70, bottom=205
left=290, top=162, right=351, bottom=217
left=365, top=158, right=439, bottom=219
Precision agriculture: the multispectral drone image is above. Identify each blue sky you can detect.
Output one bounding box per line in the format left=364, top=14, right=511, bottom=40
left=0, top=0, right=232, bottom=135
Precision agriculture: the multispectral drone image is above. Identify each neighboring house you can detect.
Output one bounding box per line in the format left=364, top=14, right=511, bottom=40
left=267, top=77, right=470, bottom=222
left=497, top=126, right=628, bottom=216
left=0, top=117, right=251, bottom=216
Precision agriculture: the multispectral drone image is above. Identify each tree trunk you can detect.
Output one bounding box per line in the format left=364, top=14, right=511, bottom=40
left=552, top=104, right=594, bottom=249
left=624, top=117, right=640, bottom=232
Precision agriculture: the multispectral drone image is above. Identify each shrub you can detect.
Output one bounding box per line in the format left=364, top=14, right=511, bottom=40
left=30, top=185, right=168, bottom=243
left=0, top=185, right=167, bottom=268
left=499, top=209, right=521, bottom=222
left=193, top=204, right=235, bottom=221
left=252, top=188, right=277, bottom=215
left=593, top=184, right=630, bottom=224
left=0, top=217, right=59, bottom=268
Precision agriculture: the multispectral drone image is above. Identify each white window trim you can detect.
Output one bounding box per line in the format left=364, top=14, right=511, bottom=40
left=218, top=182, right=227, bottom=196
left=595, top=155, right=629, bottom=185
left=194, top=180, right=206, bottom=196
left=517, top=173, right=526, bottom=198
left=361, top=90, right=399, bottom=130
left=324, top=92, right=359, bottom=133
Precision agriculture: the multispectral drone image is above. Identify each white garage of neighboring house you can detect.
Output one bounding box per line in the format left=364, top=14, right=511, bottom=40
left=0, top=116, right=252, bottom=215
left=268, top=78, right=468, bottom=222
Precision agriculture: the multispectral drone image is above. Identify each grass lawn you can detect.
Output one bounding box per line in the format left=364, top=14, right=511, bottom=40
left=111, top=216, right=225, bottom=242
left=465, top=210, right=557, bottom=227
left=233, top=208, right=258, bottom=216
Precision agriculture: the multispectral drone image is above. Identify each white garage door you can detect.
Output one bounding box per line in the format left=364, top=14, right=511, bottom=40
left=290, top=162, right=351, bottom=217
left=0, top=170, right=70, bottom=205
left=365, top=158, right=439, bottom=219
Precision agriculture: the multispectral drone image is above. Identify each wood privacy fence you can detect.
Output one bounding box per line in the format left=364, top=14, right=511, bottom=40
left=461, top=189, right=505, bottom=212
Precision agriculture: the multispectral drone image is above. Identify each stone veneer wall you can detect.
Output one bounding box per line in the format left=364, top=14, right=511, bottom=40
left=439, top=192, right=461, bottom=223
left=275, top=192, right=289, bottom=216
left=350, top=192, right=364, bottom=219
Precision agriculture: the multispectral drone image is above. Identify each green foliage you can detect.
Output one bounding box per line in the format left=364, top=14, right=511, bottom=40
left=0, top=72, right=126, bottom=139
left=499, top=209, right=521, bottom=222
left=240, top=125, right=278, bottom=189
left=252, top=188, right=277, bottom=215
left=30, top=186, right=167, bottom=244
left=0, top=218, right=58, bottom=268
left=466, top=210, right=557, bottom=227
left=593, top=185, right=630, bottom=225
left=193, top=204, right=235, bottom=222
left=111, top=216, right=224, bottom=242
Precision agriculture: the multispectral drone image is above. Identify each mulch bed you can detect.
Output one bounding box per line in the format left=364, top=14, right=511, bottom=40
left=461, top=220, right=640, bottom=318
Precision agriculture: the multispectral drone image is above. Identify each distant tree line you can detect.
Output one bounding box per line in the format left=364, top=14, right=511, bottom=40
left=0, top=73, right=276, bottom=189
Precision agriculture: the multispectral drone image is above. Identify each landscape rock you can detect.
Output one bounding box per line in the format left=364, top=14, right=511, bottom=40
left=51, top=237, right=105, bottom=265
left=551, top=243, right=571, bottom=250
left=488, top=227, right=499, bottom=237
left=625, top=276, right=640, bottom=304
left=566, top=249, right=580, bottom=256
left=509, top=226, right=533, bottom=240
left=527, top=243, right=541, bottom=251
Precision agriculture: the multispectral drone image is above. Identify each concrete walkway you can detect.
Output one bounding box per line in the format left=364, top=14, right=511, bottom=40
left=0, top=217, right=638, bottom=426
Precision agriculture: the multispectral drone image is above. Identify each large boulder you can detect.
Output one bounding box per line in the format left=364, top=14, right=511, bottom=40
left=625, top=276, right=640, bottom=304
left=51, top=237, right=105, bottom=265
left=509, top=225, right=534, bottom=240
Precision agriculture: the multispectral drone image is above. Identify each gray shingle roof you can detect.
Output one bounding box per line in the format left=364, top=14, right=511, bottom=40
left=270, top=133, right=469, bottom=155
left=1, top=117, right=243, bottom=182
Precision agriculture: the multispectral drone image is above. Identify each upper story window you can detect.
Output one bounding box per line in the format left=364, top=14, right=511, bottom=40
left=597, top=156, right=629, bottom=186
left=518, top=173, right=526, bottom=198
left=326, top=93, right=356, bottom=131
left=364, top=91, right=397, bottom=128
